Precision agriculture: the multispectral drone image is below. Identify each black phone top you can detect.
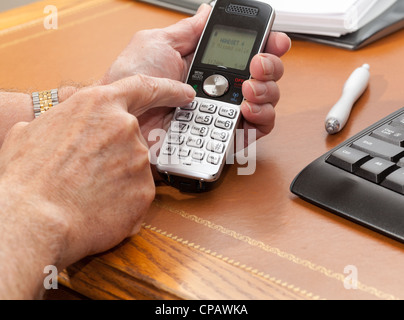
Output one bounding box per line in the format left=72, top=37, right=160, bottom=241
left=187, top=0, right=274, bottom=105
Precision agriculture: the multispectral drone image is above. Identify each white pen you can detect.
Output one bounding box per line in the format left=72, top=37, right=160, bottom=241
left=325, top=64, right=370, bottom=134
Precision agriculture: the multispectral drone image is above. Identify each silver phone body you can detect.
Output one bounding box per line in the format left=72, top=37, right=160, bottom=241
left=157, top=0, right=275, bottom=183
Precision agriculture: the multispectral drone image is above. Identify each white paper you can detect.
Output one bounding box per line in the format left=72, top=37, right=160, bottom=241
left=270, top=0, right=365, bottom=15
left=268, top=0, right=397, bottom=37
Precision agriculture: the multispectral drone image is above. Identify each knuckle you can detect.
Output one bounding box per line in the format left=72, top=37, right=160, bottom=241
left=111, top=112, right=141, bottom=144
left=143, top=178, right=156, bottom=205
left=6, top=121, right=29, bottom=141
left=77, top=85, right=119, bottom=110
left=122, top=112, right=141, bottom=134
left=134, top=74, right=160, bottom=105
left=137, top=74, right=158, bottom=92
left=10, top=121, right=28, bottom=132
left=118, top=114, right=148, bottom=158
left=133, top=29, right=154, bottom=41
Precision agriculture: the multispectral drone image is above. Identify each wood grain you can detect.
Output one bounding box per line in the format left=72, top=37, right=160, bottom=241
left=59, top=228, right=307, bottom=300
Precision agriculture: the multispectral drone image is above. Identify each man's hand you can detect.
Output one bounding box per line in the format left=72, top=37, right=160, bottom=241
left=102, top=4, right=291, bottom=147
left=0, top=75, right=194, bottom=298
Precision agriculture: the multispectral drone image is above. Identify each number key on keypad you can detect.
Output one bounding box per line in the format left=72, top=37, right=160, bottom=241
left=191, top=125, right=209, bottom=137
left=195, top=114, right=213, bottom=125
left=219, top=106, right=237, bottom=119
left=171, top=121, right=189, bottom=133
left=199, top=103, right=217, bottom=114
left=215, top=117, right=233, bottom=130
left=180, top=101, right=198, bottom=110
left=186, top=136, right=204, bottom=148
left=211, top=129, right=229, bottom=142
left=175, top=111, right=193, bottom=122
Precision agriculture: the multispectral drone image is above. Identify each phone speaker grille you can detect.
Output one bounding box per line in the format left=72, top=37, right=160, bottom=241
left=225, top=4, right=259, bottom=16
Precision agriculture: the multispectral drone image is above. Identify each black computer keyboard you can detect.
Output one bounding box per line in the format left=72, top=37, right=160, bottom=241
left=291, top=107, right=404, bottom=243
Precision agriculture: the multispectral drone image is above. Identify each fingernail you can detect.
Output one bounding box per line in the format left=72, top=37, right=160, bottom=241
left=185, top=84, right=196, bottom=100
left=248, top=81, right=266, bottom=97
left=287, top=37, right=292, bottom=52
left=260, top=54, right=274, bottom=76
left=245, top=101, right=261, bottom=114
left=196, top=3, right=209, bottom=13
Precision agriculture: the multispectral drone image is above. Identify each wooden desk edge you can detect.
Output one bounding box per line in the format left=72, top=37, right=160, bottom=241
left=58, top=228, right=309, bottom=300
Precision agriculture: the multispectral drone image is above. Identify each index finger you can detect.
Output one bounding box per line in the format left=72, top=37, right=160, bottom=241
left=112, top=74, right=196, bottom=117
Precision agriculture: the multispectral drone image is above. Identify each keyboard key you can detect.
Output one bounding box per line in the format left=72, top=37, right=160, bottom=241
left=390, top=115, right=404, bottom=128
left=381, top=167, right=404, bottom=194
left=351, top=135, right=404, bottom=161
left=371, top=124, right=404, bottom=146
left=327, top=146, right=371, bottom=172
left=356, top=157, right=397, bottom=183
left=397, top=157, right=404, bottom=167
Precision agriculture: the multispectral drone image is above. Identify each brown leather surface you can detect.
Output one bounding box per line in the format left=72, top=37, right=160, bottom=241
left=2, top=0, right=404, bottom=300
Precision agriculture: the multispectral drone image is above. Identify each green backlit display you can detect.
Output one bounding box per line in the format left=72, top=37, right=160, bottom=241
left=201, top=25, right=258, bottom=70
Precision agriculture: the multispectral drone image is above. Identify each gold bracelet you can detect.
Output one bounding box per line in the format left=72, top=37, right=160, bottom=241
left=32, top=89, right=59, bottom=118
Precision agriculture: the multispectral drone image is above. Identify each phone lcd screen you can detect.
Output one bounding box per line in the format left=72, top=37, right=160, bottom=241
left=201, top=25, right=258, bottom=71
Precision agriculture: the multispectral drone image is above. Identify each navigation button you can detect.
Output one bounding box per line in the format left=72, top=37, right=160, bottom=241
left=203, top=74, right=229, bottom=97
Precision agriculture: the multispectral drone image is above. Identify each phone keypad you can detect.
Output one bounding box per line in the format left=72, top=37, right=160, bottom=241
left=175, top=111, right=193, bottom=121
left=161, top=99, right=240, bottom=169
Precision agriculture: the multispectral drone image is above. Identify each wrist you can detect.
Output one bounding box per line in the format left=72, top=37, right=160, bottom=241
left=57, top=79, right=105, bottom=103
left=0, top=179, right=69, bottom=298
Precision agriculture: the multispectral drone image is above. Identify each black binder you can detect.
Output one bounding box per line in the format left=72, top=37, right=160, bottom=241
left=288, top=0, right=404, bottom=50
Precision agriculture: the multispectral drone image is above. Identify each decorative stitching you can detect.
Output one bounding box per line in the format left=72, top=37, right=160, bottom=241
left=152, top=199, right=399, bottom=300
left=143, top=223, right=322, bottom=300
